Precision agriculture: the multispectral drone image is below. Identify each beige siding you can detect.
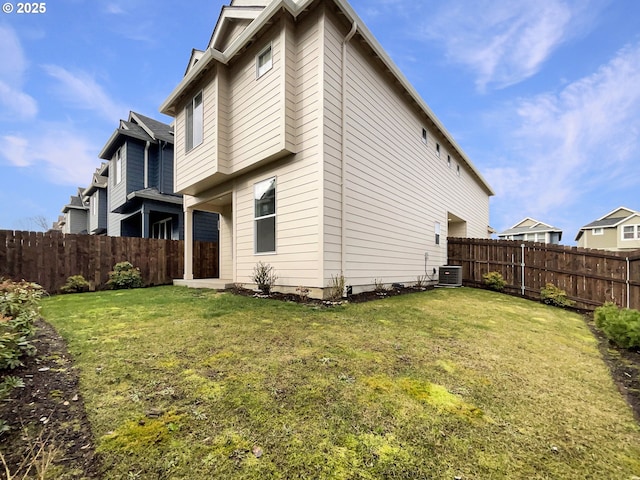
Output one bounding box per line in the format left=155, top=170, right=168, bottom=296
left=174, top=69, right=218, bottom=194
left=233, top=9, right=324, bottom=288
left=322, top=9, right=489, bottom=287
left=226, top=21, right=291, bottom=174
left=218, top=19, right=251, bottom=52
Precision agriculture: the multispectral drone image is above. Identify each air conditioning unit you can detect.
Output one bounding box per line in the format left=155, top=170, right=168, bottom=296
left=438, top=265, right=462, bottom=287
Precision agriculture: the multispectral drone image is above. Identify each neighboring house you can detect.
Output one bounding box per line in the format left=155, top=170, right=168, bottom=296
left=83, top=163, right=109, bottom=235
left=98, top=111, right=218, bottom=241
left=497, top=218, right=563, bottom=244
left=575, top=207, right=640, bottom=252
left=60, top=189, right=88, bottom=235
left=160, top=0, right=494, bottom=297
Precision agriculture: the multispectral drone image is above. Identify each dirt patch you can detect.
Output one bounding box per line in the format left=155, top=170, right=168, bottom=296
left=0, top=319, right=100, bottom=479
left=583, top=315, right=640, bottom=423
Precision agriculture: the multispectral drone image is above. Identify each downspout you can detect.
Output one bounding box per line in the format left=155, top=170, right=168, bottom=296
left=341, top=20, right=357, bottom=276
left=144, top=141, right=150, bottom=189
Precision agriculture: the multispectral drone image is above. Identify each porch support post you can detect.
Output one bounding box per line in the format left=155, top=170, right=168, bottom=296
left=184, top=206, right=194, bottom=280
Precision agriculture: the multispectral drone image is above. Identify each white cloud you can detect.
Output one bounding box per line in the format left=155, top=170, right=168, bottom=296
left=419, top=0, right=598, bottom=91
left=42, top=65, right=125, bottom=122
left=0, top=125, right=98, bottom=186
left=485, top=41, right=640, bottom=224
left=106, top=3, right=125, bottom=14
left=0, top=25, right=38, bottom=120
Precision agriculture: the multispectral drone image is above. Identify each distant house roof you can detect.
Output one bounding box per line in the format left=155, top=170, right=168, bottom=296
left=575, top=207, right=640, bottom=241
left=498, top=217, right=562, bottom=239
left=83, top=173, right=108, bottom=197
left=99, top=112, right=174, bottom=160
left=61, top=194, right=88, bottom=213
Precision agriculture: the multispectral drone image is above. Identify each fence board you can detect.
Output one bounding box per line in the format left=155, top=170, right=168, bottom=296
left=448, top=237, right=640, bottom=311
left=0, top=230, right=218, bottom=293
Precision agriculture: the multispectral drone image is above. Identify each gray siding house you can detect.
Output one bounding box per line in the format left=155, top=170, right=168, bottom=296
left=83, top=163, right=109, bottom=235
left=98, top=112, right=218, bottom=241
left=497, top=218, right=563, bottom=244
left=60, top=189, right=88, bottom=235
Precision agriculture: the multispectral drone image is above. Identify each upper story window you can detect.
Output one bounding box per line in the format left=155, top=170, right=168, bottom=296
left=115, top=149, right=122, bottom=184
left=456, top=164, right=461, bottom=177
left=254, top=177, right=276, bottom=253
left=436, top=143, right=441, bottom=157
left=435, top=221, right=441, bottom=245
left=592, top=228, right=603, bottom=235
left=185, top=91, right=203, bottom=152
left=422, top=128, right=428, bottom=144
left=92, top=196, right=97, bottom=215
left=447, top=155, right=451, bottom=168
left=256, top=44, right=273, bottom=78
left=622, top=225, right=640, bottom=240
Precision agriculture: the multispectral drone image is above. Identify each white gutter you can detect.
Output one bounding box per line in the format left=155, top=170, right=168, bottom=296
left=341, top=20, right=357, bottom=276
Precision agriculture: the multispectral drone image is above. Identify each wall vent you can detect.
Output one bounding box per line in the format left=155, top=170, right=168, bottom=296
left=438, top=265, right=462, bottom=287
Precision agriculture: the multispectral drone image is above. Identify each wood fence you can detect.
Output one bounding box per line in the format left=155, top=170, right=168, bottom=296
left=0, top=230, right=219, bottom=293
left=448, top=237, right=640, bottom=311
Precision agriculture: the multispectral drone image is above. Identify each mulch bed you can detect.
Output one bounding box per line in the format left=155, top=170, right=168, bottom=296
left=0, top=320, right=100, bottom=479
left=0, top=289, right=638, bottom=479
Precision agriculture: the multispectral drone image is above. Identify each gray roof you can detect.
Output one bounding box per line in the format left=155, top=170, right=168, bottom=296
left=126, top=187, right=183, bottom=204
left=62, top=195, right=88, bottom=213
left=499, top=224, right=562, bottom=236
left=131, top=112, right=174, bottom=143
left=99, top=112, right=174, bottom=160
left=581, top=217, right=629, bottom=229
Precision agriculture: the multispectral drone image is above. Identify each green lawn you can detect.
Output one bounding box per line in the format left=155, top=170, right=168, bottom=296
left=42, top=286, right=640, bottom=479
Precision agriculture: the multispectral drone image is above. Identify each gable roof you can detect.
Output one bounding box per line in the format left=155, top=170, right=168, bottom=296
left=498, top=217, right=562, bottom=238
left=61, top=194, right=88, bottom=213
left=99, top=112, right=174, bottom=160
left=160, top=0, right=494, bottom=196
left=575, top=207, right=640, bottom=241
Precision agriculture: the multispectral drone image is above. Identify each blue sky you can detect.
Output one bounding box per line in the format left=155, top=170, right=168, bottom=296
left=1, top=0, right=639, bottom=243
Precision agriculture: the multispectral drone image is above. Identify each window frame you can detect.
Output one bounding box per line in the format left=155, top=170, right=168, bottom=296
left=256, top=44, right=273, bottom=79
left=185, top=91, right=204, bottom=153
left=435, top=221, right=441, bottom=245
left=254, top=177, right=277, bottom=254
left=422, top=128, right=428, bottom=145
left=152, top=217, right=174, bottom=240
left=592, top=228, right=603, bottom=236
left=436, top=143, right=441, bottom=157
left=115, top=149, right=122, bottom=184
left=622, top=225, right=639, bottom=241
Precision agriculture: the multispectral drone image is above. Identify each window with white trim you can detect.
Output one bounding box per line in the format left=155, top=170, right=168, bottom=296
left=92, top=196, right=97, bottom=216
left=185, top=91, right=203, bottom=152
left=152, top=218, right=173, bottom=240
left=256, top=44, right=272, bottom=78
left=115, top=149, right=122, bottom=184
left=622, top=225, right=640, bottom=240
left=435, top=221, right=441, bottom=245
left=592, top=228, right=603, bottom=235
left=254, top=177, right=276, bottom=253
left=436, top=143, right=441, bottom=157
left=422, top=128, right=428, bottom=144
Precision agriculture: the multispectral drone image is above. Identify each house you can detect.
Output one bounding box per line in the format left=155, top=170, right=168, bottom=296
left=497, top=218, right=563, bottom=244
left=60, top=189, right=88, bottom=235
left=160, top=0, right=494, bottom=297
left=82, top=163, right=109, bottom=235
left=97, top=111, right=218, bottom=241
left=575, top=207, right=640, bottom=251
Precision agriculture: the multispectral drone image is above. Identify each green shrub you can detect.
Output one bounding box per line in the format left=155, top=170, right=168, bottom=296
left=251, top=261, right=277, bottom=295
left=0, top=279, right=42, bottom=428
left=594, top=303, right=640, bottom=349
left=107, top=262, right=143, bottom=290
left=483, top=271, right=506, bottom=291
left=60, top=274, right=90, bottom=294
left=540, top=283, right=575, bottom=308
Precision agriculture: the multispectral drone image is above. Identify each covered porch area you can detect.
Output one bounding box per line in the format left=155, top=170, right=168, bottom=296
left=175, top=191, right=233, bottom=289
